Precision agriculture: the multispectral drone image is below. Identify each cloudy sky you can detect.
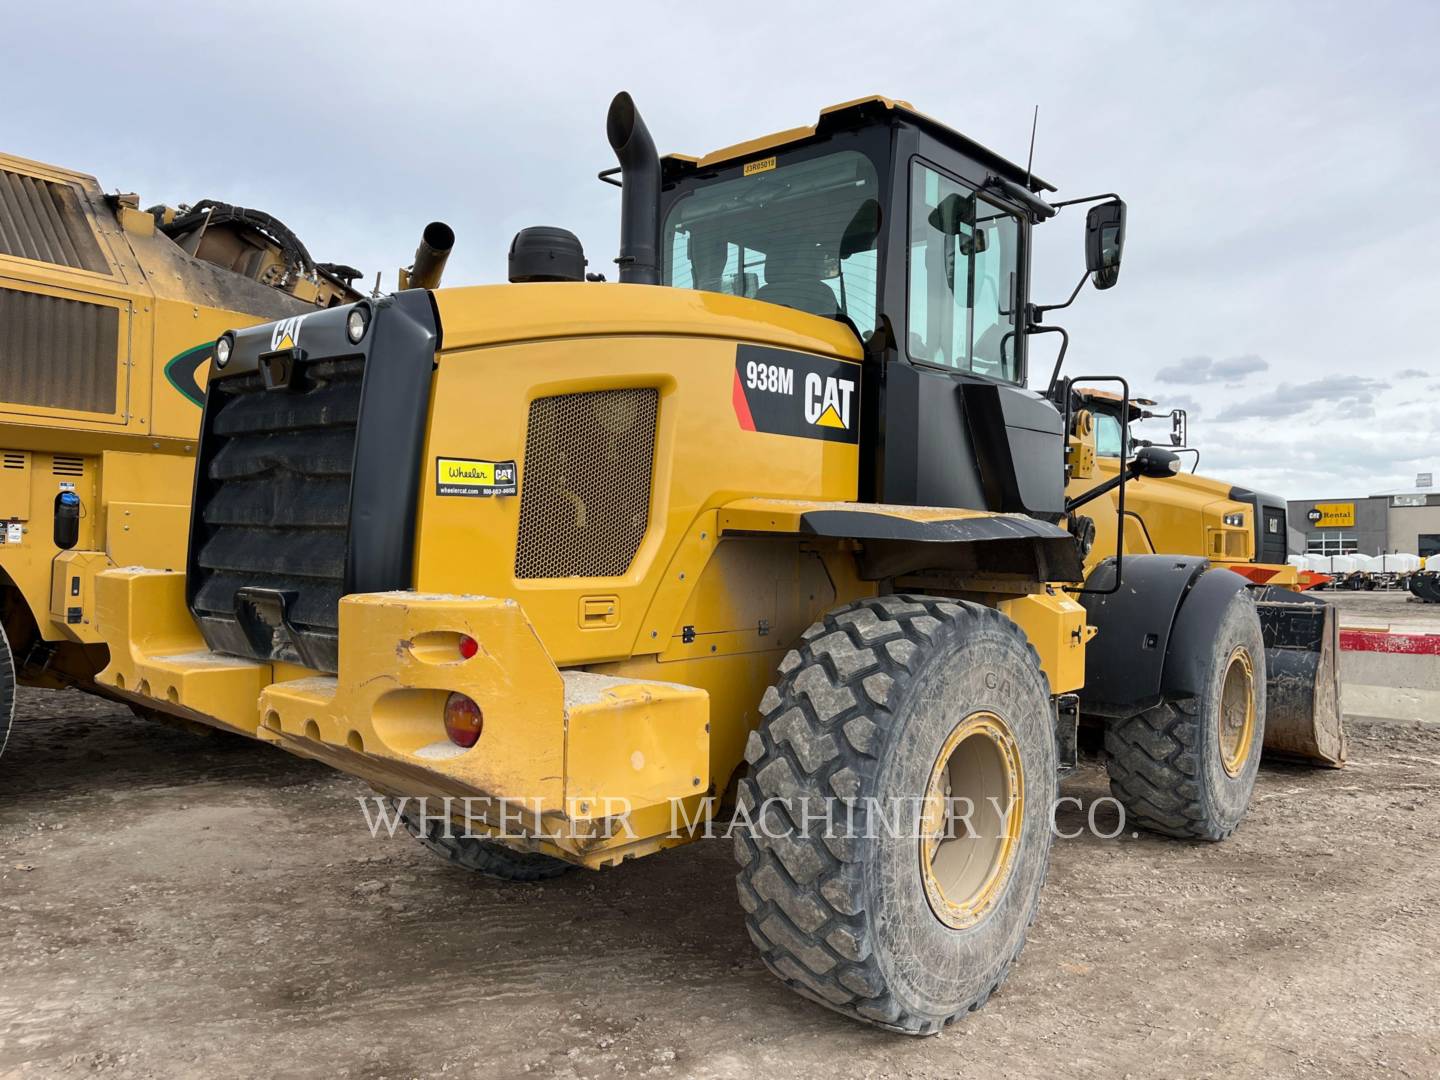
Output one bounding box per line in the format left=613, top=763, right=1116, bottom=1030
left=5, top=1, right=1436, bottom=498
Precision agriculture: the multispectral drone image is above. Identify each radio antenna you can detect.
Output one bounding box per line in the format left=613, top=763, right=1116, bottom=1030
left=1024, top=105, right=1039, bottom=189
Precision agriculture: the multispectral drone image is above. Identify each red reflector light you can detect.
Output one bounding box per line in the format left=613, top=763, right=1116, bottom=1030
left=444, top=692, right=483, bottom=748
left=459, top=635, right=479, bottom=660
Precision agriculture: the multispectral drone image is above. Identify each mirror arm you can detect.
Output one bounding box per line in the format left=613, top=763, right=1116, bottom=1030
left=1049, top=191, right=1122, bottom=211
left=983, top=174, right=1056, bottom=221
left=1031, top=269, right=1089, bottom=322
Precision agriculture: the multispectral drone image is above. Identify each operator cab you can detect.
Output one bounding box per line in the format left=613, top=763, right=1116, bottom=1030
left=653, top=97, right=1121, bottom=518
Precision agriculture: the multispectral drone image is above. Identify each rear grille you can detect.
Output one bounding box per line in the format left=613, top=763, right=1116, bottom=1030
left=52, top=454, right=84, bottom=476
left=0, top=170, right=108, bottom=273
left=185, top=294, right=437, bottom=673
left=2, top=452, right=24, bottom=470
left=515, top=389, right=658, bottom=579
left=191, top=358, right=363, bottom=638
left=0, top=288, right=119, bottom=414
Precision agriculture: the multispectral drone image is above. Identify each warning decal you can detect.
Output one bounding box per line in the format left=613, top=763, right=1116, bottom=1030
left=435, top=457, right=518, bottom=497
left=732, top=345, right=860, bottom=444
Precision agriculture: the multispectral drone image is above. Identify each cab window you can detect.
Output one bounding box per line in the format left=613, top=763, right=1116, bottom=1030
left=1093, top=412, right=1124, bottom=457
left=907, top=162, right=1021, bottom=381
left=662, top=150, right=882, bottom=337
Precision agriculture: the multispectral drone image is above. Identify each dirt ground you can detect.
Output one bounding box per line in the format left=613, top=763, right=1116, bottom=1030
left=2, top=687, right=1438, bottom=1080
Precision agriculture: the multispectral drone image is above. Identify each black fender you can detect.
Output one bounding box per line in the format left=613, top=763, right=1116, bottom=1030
left=788, top=507, right=1084, bottom=583
left=1160, top=565, right=1253, bottom=697
left=1078, top=555, right=1251, bottom=708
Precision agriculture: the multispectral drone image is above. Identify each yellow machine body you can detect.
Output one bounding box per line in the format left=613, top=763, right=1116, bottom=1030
left=95, top=284, right=1092, bottom=867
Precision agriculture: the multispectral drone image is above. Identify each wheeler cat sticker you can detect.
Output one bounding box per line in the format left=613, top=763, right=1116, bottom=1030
left=731, top=344, right=859, bottom=444
left=435, top=457, right=519, bottom=497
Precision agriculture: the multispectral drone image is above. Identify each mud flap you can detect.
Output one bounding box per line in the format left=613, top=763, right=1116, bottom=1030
left=1255, top=591, right=1346, bottom=767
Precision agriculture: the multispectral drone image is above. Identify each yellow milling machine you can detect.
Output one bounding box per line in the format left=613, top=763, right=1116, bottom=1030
left=81, top=93, right=1334, bottom=1034
left=0, top=150, right=367, bottom=754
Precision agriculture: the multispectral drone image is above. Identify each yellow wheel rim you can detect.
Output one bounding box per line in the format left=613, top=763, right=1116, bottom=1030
left=1218, top=647, right=1257, bottom=777
left=919, top=711, right=1024, bottom=931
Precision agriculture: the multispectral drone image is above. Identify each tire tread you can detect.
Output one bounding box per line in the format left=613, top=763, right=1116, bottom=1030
left=734, top=595, right=1050, bottom=1034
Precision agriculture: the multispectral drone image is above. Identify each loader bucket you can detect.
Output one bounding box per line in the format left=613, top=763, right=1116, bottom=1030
left=1254, top=588, right=1346, bottom=767
left=1410, top=572, right=1440, bottom=603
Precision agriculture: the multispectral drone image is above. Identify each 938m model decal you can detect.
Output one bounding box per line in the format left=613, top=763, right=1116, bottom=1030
left=731, top=345, right=860, bottom=444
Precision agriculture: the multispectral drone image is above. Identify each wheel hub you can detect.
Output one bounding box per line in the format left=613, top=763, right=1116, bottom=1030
left=1218, top=647, right=1257, bottom=777
left=919, top=711, right=1024, bottom=930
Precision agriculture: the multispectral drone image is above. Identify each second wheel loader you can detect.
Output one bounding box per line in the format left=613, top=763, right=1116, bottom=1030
left=1062, top=385, right=1346, bottom=780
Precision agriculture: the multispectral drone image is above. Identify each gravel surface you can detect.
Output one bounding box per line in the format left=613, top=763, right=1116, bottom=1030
left=2, top=687, right=1437, bottom=1079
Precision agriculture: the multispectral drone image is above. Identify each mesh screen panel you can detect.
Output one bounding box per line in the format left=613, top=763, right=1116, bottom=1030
left=515, top=389, right=658, bottom=579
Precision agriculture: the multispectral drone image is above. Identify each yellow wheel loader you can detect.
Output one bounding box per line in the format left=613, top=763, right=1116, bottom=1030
left=1061, top=386, right=1345, bottom=779
left=0, top=150, right=363, bottom=756
left=92, top=92, right=1272, bottom=1033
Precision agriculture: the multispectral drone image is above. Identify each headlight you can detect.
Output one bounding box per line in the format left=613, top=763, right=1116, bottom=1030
left=1223, top=512, right=1245, bottom=527
left=214, top=334, right=233, bottom=369
left=346, top=306, right=369, bottom=344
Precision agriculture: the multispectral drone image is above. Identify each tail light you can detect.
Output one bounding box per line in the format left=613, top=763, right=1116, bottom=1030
left=444, top=692, right=483, bottom=748
left=459, top=634, right=479, bottom=660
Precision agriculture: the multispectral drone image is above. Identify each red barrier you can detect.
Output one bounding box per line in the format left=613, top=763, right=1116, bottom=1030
left=1339, top=629, right=1440, bottom=656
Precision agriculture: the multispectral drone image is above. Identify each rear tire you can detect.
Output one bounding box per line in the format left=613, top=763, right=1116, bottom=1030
left=0, top=625, right=14, bottom=762
left=734, top=595, right=1057, bottom=1035
left=1104, top=590, right=1265, bottom=841
left=396, top=800, right=573, bottom=882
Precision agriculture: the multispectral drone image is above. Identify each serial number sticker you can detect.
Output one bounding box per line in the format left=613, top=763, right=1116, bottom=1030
left=743, top=156, right=777, bottom=176
left=435, top=457, right=518, bottom=498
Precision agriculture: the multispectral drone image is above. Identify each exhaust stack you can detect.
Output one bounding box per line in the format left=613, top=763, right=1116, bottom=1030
left=606, top=92, right=661, bottom=285
left=401, top=221, right=455, bottom=290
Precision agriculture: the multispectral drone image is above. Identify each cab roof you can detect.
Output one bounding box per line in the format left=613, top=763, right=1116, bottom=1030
left=1075, top=386, right=1158, bottom=419
left=661, top=96, right=1055, bottom=193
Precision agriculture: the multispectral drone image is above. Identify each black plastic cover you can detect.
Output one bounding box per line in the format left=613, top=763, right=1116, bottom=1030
left=186, top=291, right=438, bottom=672
left=508, top=226, right=587, bottom=283
left=877, top=365, right=1065, bottom=518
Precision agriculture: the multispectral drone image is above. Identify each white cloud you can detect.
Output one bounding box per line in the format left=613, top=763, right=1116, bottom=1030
left=1155, top=354, right=1269, bottom=384
left=3, top=0, right=1436, bottom=500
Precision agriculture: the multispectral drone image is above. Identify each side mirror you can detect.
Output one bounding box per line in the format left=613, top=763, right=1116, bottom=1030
left=1169, top=407, right=1187, bottom=447
left=1132, top=445, right=1180, bottom=478
left=1085, top=199, right=1126, bottom=290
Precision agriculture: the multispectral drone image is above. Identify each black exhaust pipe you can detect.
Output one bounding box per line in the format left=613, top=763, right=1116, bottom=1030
left=606, top=92, right=661, bottom=285
left=405, top=221, right=455, bottom=291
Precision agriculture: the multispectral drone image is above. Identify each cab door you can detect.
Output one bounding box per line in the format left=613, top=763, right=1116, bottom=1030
left=878, top=156, right=1064, bottom=517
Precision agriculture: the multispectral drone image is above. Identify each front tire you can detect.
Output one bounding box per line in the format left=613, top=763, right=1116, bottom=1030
left=1104, top=590, right=1266, bottom=841
left=734, top=595, right=1057, bottom=1035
